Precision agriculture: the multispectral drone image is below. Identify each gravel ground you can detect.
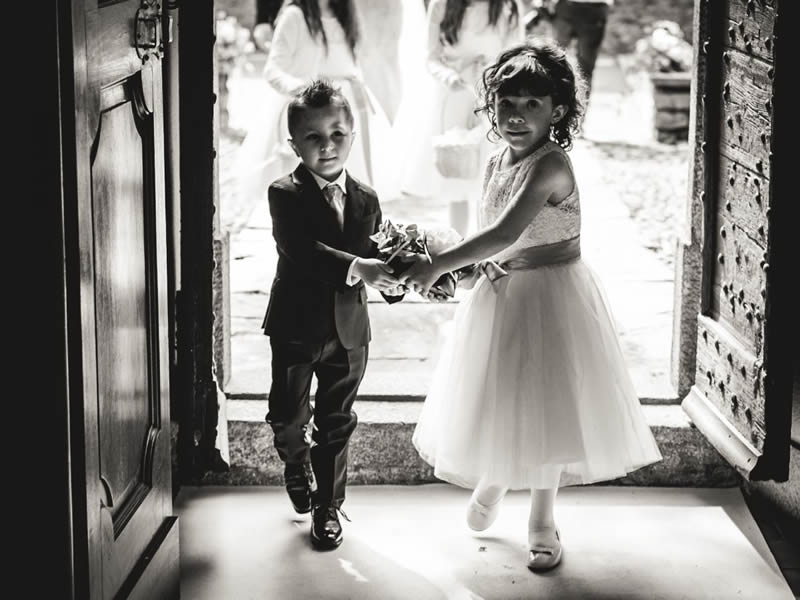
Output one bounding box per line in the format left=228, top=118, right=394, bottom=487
left=587, top=140, right=689, bottom=269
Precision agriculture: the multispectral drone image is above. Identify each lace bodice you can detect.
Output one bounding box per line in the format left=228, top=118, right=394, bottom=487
left=480, top=141, right=581, bottom=259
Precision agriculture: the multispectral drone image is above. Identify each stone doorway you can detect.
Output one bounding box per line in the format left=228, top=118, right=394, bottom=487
left=199, top=0, right=739, bottom=491
left=215, top=41, right=688, bottom=407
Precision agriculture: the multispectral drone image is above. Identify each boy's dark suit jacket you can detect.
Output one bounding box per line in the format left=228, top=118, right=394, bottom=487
left=262, top=163, right=401, bottom=349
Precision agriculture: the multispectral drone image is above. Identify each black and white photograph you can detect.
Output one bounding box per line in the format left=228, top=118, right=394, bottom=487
left=41, top=0, right=796, bottom=598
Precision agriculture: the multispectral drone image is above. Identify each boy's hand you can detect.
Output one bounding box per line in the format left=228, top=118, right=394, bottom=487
left=355, top=258, right=399, bottom=291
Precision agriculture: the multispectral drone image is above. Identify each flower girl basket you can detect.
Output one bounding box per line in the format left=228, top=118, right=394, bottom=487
left=431, top=72, right=485, bottom=180
left=432, top=126, right=483, bottom=180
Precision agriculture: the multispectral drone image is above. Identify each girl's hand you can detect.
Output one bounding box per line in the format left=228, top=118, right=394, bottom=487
left=382, top=284, right=407, bottom=297
left=425, top=289, right=450, bottom=303
left=399, top=260, right=442, bottom=296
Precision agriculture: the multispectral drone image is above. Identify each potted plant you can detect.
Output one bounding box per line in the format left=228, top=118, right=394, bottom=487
left=635, top=21, right=693, bottom=143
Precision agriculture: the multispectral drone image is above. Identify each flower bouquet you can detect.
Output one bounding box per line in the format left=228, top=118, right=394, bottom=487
left=370, top=220, right=476, bottom=298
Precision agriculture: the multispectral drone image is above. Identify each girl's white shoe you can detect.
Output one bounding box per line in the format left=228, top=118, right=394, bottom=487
left=466, top=488, right=503, bottom=531
left=527, top=527, right=562, bottom=571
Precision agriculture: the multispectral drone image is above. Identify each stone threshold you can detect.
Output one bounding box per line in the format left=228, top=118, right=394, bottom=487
left=225, top=392, right=680, bottom=404
left=203, top=401, right=738, bottom=487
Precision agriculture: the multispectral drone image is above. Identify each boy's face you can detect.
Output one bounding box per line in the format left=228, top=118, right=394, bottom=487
left=289, top=105, right=355, bottom=181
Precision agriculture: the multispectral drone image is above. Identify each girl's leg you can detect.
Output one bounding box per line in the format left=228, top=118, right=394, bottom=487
left=527, top=466, right=563, bottom=570
left=476, top=481, right=507, bottom=506
left=466, top=476, right=508, bottom=531
left=528, top=487, right=558, bottom=532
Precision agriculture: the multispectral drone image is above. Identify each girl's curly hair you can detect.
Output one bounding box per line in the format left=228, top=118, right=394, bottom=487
left=476, top=39, right=586, bottom=150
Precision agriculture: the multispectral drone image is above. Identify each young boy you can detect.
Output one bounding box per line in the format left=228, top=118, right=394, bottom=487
left=262, top=80, right=403, bottom=550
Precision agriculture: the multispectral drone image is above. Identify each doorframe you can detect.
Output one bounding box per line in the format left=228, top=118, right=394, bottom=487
left=174, top=0, right=228, bottom=484
left=43, top=2, right=81, bottom=596
left=670, top=0, right=722, bottom=401
left=671, top=0, right=792, bottom=481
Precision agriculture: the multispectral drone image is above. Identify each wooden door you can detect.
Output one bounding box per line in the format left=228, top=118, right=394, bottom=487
left=69, top=0, right=178, bottom=597
left=682, top=0, right=791, bottom=480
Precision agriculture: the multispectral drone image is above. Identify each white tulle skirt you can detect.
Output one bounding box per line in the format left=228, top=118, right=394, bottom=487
left=412, top=258, right=663, bottom=490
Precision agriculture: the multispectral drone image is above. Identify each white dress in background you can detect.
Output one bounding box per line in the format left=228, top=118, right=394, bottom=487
left=413, top=141, right=663, bottom=490
left=235, top=5, right=395, bottom=211
left=392, top=0, right=525, bottom=200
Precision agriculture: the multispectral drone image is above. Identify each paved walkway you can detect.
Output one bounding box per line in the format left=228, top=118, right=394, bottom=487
left=220, top=54, right=683, bottom=402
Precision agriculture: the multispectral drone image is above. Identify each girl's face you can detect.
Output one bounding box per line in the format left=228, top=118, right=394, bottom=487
left=495, top=91, right=566, bottom=156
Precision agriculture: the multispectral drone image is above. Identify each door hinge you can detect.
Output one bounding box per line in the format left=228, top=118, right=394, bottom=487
left=135, top=0, right=172, bottom=61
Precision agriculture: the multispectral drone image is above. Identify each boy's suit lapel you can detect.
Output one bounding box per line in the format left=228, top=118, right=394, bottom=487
left=343, top=173, right=366, bottom=249
left=292, top=164, right=342, bottom=242
left=291, top=165, right=370, bottom=252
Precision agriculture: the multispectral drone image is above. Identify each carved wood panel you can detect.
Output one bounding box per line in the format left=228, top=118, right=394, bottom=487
left=70, top=0, right=177, bottom=597
left=93, top=78, right=164, bottom=541
left=726, top=0, right=776, bottom=62
left=685, top=0, right=789, bottom=480
left=719, top=50, right=772, bottom=178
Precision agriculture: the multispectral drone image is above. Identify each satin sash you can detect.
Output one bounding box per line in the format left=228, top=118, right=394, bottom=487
left=478, top=236, right=582, bottom=287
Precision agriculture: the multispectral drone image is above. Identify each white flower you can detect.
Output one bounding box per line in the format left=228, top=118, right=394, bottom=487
left=424, top=227, right=463, bottom=256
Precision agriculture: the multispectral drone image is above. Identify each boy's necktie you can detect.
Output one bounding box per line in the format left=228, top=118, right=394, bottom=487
left=323, top=183, right=345, bottom=230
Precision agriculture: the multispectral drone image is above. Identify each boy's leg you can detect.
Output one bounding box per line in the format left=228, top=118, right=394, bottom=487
left=311, top=337, right=367, bottom=509
left=266, top=339, right=319, bottom=512
left=306, top=336, right=366, bottom=549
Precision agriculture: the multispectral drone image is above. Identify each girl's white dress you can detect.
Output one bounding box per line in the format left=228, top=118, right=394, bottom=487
left=412, top=142, right=663, bottom=490
left=236, top=5, right=395, bottom=209
left=392, top=0, right=525, bottom=199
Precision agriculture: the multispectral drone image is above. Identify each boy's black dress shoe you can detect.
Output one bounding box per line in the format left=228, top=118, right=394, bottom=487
left=310, top=503, right=347, bottom=550
left=284, top=462, right=316, bottom=514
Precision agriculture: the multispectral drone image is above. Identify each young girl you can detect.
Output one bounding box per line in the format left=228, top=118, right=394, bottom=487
left=236, top=0, right=394, bottom=209
left=392, top=0, right=525, bottom=235
left=400, top=40, right=662, bottom=571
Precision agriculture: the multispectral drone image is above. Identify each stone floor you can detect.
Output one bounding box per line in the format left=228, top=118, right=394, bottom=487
left=176, top=485, right=795, bottom=600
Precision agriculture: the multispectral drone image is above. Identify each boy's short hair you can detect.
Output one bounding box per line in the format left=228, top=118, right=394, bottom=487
left=287, top=80, right=354, bottom=137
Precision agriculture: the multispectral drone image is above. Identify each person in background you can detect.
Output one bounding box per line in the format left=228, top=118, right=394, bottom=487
left=236, top=0, right=395, bottom=221
left=550, top=0, right=612, bottom=100
left=392, top=0, right=525, bottom=237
